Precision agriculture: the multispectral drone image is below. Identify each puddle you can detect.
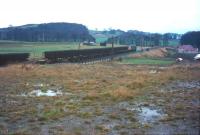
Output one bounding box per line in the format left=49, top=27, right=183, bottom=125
left=176, top=81, right=200, bottom=89
left=137, top=107, right=163, bottom=124
left=21, top=89, right=73, bottom=97
left=117, top=102, right=163, bottom=124
left=165, top=81, right=200, bottom=91
left=28, top=89, right=62, bottom=96
left=127, top=106, right=163, bottom=124
left=21, top=82, right=73, bottom=97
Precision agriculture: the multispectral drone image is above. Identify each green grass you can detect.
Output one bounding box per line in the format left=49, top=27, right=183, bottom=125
left=122, top=58, right=175, bottom=65
left=41, top=109, right=64, bottom=120
left=0, top=40, right=120, bottom=58
left=95, top=37, right=108, bottom=43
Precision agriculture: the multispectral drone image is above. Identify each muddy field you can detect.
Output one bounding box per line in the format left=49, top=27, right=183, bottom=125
left=0, top=61, right=199, bottom=135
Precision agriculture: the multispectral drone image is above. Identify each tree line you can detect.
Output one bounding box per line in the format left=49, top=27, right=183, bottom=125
left=0, top=23, right=95, bottom=42
left=107, top=31, right=180, bottom=46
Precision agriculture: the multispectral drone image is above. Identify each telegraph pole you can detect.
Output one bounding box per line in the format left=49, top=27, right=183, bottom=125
left=42, top=32, right=45, bottom=42
left=111, top=36, right=114, bottom=60
left=78, top=42, right=81, bottom=50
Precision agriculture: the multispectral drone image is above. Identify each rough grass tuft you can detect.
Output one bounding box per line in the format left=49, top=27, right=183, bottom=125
left=109, top=86, right=135, bottom=100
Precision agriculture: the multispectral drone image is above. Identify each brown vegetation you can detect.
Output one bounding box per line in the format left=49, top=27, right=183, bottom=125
left=0, top=61, right=199, bottom=134
left=129, top=48, right=168, bottom=58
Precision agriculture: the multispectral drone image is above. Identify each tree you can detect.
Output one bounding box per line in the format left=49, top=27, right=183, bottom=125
left=180, top=31, right=200, bottom=50
left=153, top=34, right=161, bottom=46
left=163, top=33, right=169, bottom=46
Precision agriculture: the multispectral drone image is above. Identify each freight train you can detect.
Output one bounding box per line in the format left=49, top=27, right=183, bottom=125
left=0, top=53, right=30, bottom=65
left=44, top=46, right=136, bottom=63
left=0, top=46, right=136, bottom=65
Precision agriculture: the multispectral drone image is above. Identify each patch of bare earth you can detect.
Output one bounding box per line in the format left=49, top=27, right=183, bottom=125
left=129, top=48, right=168, bottom=58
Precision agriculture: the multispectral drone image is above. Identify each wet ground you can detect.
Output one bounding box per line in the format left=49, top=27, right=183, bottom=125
left=0, top=63, right=199, bottom=135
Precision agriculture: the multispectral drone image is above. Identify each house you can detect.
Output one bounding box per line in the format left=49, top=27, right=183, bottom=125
left=178, top=45, right=198, bottom=53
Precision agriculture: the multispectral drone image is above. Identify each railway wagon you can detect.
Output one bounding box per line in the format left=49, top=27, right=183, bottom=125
left=44, top=46, right=136, bottom=63
left=0, top=53, right=30, bottom=65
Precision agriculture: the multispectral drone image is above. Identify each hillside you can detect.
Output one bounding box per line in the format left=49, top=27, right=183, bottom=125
left=0, top=23, right=95, bottom=42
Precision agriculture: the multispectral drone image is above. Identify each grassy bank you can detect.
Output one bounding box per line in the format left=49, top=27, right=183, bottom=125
left=122, top=58, right=175, bottom=65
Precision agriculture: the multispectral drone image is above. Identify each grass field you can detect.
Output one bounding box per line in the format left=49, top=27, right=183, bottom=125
left=94, top=37, right=108, bottom=43
left=122, top=58, right=175, bottom=65
left=0, top=41, right=121, bottom=58
left=0, top=62, right=199, bottom=134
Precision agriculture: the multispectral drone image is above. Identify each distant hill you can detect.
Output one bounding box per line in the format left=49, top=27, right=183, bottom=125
left=0, top=23, right=95, bottom=42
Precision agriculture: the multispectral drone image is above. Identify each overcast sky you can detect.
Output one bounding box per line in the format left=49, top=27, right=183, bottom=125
left=0, top=0, right=199, bottom=33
